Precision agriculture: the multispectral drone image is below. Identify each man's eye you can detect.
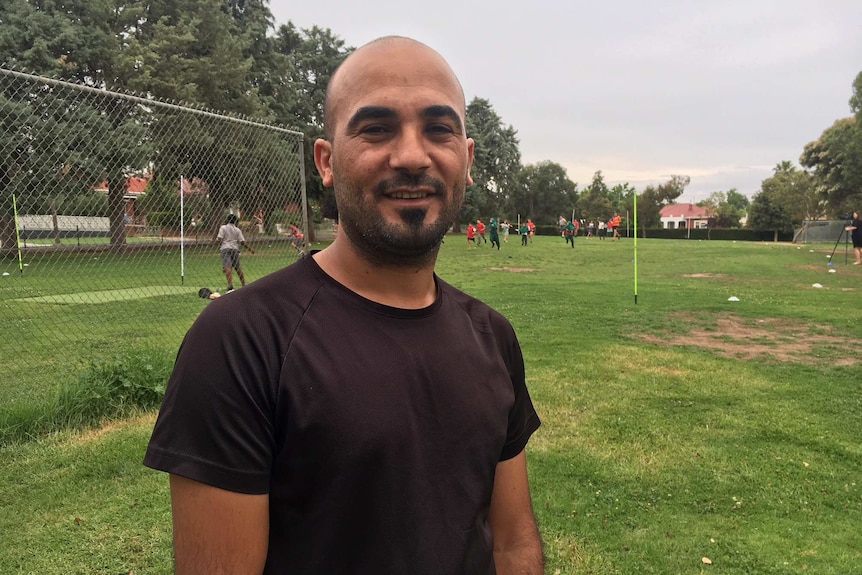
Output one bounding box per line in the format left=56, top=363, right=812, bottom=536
left=360, top=125, right=389, bottom=135
left=427, top=124, right=455, bottom=135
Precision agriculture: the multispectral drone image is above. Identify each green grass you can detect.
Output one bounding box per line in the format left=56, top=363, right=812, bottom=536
left=1, top=235, right=860, bottom=574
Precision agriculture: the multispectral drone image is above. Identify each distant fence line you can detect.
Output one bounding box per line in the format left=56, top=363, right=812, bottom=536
left=0, top=66, right=308, bottom=388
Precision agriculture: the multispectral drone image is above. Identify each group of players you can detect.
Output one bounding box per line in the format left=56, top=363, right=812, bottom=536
left=463, top=212, right=625, bottom=251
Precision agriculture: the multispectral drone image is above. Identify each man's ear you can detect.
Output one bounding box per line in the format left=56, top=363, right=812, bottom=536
left=465, top=137, right=475, bottom=187
left=314, top=139, right=334, bottom=187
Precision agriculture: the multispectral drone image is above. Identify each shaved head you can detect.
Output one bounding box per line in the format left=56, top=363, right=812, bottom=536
left=323, top=36, right=466, bottom=141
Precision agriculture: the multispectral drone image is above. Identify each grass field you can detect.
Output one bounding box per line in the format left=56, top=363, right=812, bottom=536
left=1, top=234, right=860, bottom=574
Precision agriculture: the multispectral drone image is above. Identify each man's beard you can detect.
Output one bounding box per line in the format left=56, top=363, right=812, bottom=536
left=335, top=173, right=464, bottom=267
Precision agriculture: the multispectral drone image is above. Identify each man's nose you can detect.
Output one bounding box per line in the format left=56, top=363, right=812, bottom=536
left=389, top=127, right=431, bottom=172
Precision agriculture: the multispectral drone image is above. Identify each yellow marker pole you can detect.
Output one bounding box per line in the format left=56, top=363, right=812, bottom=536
left=13, top=194, right=24, bottom=275
left=633, top=191, right=638, bottom=304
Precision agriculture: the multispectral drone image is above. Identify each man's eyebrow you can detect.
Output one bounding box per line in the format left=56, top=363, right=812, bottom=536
left=422, top=105, right=464, bottom=131
left=345, top=106, right=397, bottom=132
left=344, top=104, right=465, bottom=133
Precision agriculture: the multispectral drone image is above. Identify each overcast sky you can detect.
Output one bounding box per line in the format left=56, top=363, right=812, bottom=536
left=269, top=1, right=862, bottom=203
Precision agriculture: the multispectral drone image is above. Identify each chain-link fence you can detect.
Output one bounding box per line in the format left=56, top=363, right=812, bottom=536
left=0, top=67, right=307, bottom=400
left=794, top=220, right=852, bottom=244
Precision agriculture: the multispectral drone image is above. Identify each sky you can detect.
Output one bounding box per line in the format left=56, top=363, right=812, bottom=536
left=269, top=1, right=862, bottom=203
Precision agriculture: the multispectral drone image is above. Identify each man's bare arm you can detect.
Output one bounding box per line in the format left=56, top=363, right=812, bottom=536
left=488, top=450, right=544, bottom=574
left=170, top=475, right=269, bottom=575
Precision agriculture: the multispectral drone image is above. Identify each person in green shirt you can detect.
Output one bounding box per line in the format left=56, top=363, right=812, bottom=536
left=489, top=217, right=501, bottom=250
left=563, top=220, right=576, bottom=247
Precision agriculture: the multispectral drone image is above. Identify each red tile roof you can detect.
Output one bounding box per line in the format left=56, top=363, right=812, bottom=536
left=660, top=203, right=712, bottom=218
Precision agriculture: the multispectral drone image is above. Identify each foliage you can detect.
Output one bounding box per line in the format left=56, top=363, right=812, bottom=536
left=637, top=174, right=690, bottom=229
left=698, top=189, right=749, bottom=228
left=574, top=171, right=613, bottom=223
left=800, top=116, right=862, bottom=216
left=747, top=188, right=792, bottom=235
left=760, top=162, right=823, bottom=225
left=463, top=97, right=522, bottom=223
left=0, top=348, right=173, bottom=446
left=510, top=161, right=578, bottom=225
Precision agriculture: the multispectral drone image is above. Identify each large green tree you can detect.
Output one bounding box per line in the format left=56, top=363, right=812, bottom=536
left=747, top=189, right=792, bottom=241
left=0, top=0, right=153, bottom=248
left=462, top=97, right=521, bottom=226
left=637, top=175, right=690, bottom=230
left=577, top=171, right=613, bottom=224
left=509, top=161, right=577, bottom=225
left=800, top=71, right=862, bottom=216
left=267, top=24, right=351, bottom=229
left=761, top=162, right=822, bottom=225
left=698, top=189, right=749, bottom=228
left=800, top=117, right=862, bottom=216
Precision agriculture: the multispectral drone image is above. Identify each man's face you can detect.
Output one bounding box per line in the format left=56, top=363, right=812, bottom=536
left=314, top=41, right=474, bottom=266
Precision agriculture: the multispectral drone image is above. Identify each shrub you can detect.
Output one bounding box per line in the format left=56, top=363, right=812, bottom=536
left=54, top=348, right=173, bottom=428
left=0, top=348, right=173, bottom=445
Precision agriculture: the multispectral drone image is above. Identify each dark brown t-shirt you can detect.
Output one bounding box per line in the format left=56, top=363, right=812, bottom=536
left=144, top=255, right=540, bottom=574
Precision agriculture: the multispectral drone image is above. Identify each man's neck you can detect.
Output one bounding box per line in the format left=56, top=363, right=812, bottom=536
left=312, top=238, right=438, bottom=310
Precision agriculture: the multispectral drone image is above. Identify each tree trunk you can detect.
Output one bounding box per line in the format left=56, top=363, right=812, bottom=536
left=0, top=216, right=18, bottom=256
left=51, top=199, right=61, bottom=245
left=108, top=176, right=127, bottom=247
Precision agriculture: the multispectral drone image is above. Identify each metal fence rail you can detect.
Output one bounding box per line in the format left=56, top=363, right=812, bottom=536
left=0, top=66, right=308, bottom=393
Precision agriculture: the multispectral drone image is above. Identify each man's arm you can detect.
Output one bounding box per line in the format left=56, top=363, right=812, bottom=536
left=241, top=240, right=255, bottom=254
left=488, top=450, right=544, bottom=574
left=170, top=475, right=269, bottom=575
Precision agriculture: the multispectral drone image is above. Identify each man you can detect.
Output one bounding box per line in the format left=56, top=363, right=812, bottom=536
left=527, top=218, right=536, bottom=243
left=477, top=218, right=487, bottom=245
left=288, top=223, right=305, bottom=256
left=564, top=219, right=576, bottom=247
left=144, top=36, right=543, bottom=575
left=489, top=217, right=501, bottom=250
left=610, top=212, right=622, bottom=240
left=846, top=211, right=861, bottom=265
left=520, top=221, right=530, bottom=246
left=216, top=213, right=255, bottom=292
left=466, top=220, right=477, bottom=248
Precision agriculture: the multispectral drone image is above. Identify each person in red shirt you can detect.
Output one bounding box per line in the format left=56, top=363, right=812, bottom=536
left=288, top=224, right=305, bottom=256
left=466, top=222, right=476, bottom=248
left=526, top=219, right=535, bottom=243
left=610, top=213, right=622, bottom=240
left=476, top=219, right=487, bottom=245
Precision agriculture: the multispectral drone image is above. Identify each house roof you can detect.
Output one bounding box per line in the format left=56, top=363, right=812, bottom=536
left=660, top=203, right=712, bottom=219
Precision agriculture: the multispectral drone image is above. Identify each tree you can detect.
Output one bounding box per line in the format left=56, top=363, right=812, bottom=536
left=462, top=97, right=521, bottom=226
left=760, top=162, right=823, bottom=227
left=849, top=70, right=862, bottom=116
left=509, top=161, right=577, bottom=224
left=577, top=171, right=613, bottom=223
left=800, top=117, right=862, bottom=216
left=747, top=190, right=791, bottom=241
left=262, top=24, right=352, bottom=232
left=799, top=71, right=862, bottom=216
left=699, top=189, right=749, bottom=228
left=637, top=175, right=690, bottom=230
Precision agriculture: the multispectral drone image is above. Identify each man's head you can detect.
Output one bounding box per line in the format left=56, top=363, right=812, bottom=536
left=314, top=36, right=474, bottom=267
left=226, top=214, right=238, bottom=225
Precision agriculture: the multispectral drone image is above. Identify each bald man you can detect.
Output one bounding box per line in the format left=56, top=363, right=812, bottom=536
left=145, top=36, right=543, bottom=575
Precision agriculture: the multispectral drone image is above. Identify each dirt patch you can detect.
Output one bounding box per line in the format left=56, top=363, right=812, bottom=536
left=637, top=313, right=857, bottom=365
left=681, top=273, right=728, bottom=279
left=71, top=413, right=156, bottom=444
left=488, top=267, right=536, bottom=273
